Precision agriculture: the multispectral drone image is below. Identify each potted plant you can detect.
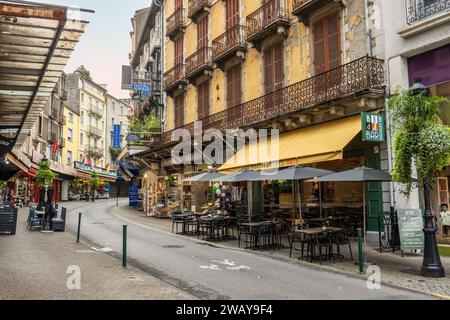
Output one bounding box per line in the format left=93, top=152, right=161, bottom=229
left=91, top=171, right=100, bottom=202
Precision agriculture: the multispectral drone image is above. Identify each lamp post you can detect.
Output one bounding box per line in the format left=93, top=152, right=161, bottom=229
left=410, top=78, right=446, bottom=278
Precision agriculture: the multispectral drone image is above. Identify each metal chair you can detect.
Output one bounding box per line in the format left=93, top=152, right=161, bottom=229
left=27, top=209, right=45, bottom=231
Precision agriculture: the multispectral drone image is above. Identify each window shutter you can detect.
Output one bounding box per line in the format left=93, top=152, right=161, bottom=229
left=327, top=12, right=341, bottom=70
left=234, top=64, right=242, bottom=107
left=274, top=43, right=284, bottom=90
left=174, top=95, right=184, bottom=128
left=264, top=47, right=273, bottom=94
left=226, top=68, right=234, bottom=108
left=313, top=18, right=326, bottom=75
left=197, top=16, right=208, bottom=49
left=226, top=0, right=239, bottom=29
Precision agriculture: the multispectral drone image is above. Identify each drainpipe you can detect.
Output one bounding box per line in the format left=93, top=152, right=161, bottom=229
left=154, top=0, right=165, bottom=131
left=364, top=0, right=373, bottom=56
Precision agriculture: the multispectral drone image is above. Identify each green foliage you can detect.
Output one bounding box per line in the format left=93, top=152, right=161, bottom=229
left=91, top=171, right=100, bottom=189
left=76, top=65, right=92, bottom=81
left=129, top=115, right=161, bottom=137
left=109, top=147, right=123, bottom=161
left=387, top=90, right=450, bottom=195
left=0, top=180, right=5, bottom=189
left=36, top=160, right=55, bottom=187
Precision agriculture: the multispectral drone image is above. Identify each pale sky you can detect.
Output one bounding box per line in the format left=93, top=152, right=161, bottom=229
left=39, top=0, right=152, bottom=99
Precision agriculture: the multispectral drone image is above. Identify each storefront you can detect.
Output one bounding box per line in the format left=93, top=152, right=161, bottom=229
left=218, top=115, right=386, bottom=235
left=73, top=161, right=118, bottom=199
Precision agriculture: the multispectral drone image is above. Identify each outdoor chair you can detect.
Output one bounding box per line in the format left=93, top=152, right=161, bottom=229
left=289, top=225, right=313, bottom=259
left=184, top=216, right=198, bottom=236
left=330, top=232, right=353, bottom=261
left=309, top=234, right=335, bottom=265
left=27, top=209, right=45, bottom=231
left=238, top=224, right=255, bottom=249
left=273, top=221, right=290, bottom=249
left=27, top=206, right=36, bottom=224
left=198, top=220, right=213, bottom=240
left=52, top=207, right=67, bottom=232
left=256, top=224, right=274, bottom=249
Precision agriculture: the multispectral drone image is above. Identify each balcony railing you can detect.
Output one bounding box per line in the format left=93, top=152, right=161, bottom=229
left=164, top=63, right=186, bottom=92
left=185, top=46, right=213, bottom=80
left=166, top=7, right=186, bottom=39
left=406, top=0, right=450, bottom=24
left=212, top=25, right=247, bottom=64
left=87, top=145, right=103, bottom=157
left=154, top=56, right=385, bottom=146
left=246, top=0, right=290, bottom=42
left=89, top=106, right=103, bottom=118
left=88, top=126, right=102, bottom=138
left=188, top=0, right=212, bottom=20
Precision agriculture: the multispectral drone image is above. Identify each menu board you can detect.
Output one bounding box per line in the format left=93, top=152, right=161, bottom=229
left=397, top=209, right=424, bottom=251
left=129, top=186, right=139, bottom=208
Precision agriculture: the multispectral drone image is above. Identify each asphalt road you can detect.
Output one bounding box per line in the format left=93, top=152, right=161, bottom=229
left=65, top=201, right=430, bottom=300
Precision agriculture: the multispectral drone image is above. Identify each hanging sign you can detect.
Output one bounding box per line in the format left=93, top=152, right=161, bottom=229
left=132, top=83, right=152, bottom=97
left=113, top=125, right=121, bottom=149
left=397, top=209, right=425, bottom=251
left=362, top=112, right=385, bottom=142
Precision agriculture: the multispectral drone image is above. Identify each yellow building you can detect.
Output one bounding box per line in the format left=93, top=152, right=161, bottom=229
left=144, top=0, right=388, bottom=230
left=66, top=73, right=108, bottom=169
left=61, top=104, right=80, bottom=167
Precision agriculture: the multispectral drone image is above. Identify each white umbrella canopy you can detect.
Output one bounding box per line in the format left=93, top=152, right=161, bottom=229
left=183, top=172, right=225, bottom=182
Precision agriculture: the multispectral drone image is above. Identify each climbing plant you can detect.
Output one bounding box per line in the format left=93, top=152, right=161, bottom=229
left=91, top=171, right=100, bottom=189
left=387, top=89, right=450, bottom=195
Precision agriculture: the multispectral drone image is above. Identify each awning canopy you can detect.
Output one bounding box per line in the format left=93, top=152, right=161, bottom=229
left=0, top=0, right=92, bottom=151
left=219, top=115, right=362, bottom=173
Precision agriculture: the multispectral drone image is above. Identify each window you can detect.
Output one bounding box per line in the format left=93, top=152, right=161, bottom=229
left=121, top=106, right=124, bottom=116
left=175, top=35, right=184, bottom=65
left=226, top=0, right=240, bottom=29
left=313, top=12, right=341, bottom=75
left=81, top=93, right=85, bottom=104
left=68, top=112, right=74, bottom=123
left=197, top=80, right=210, bottom=120
left=174, top=94, right=185, bottom=128
left=112, top=102, right=115, bottom=112
left=102, top=120, right=105, bottom=130
left=88, top=97, right=92, bottom=108
left=226, top=63, right=242, bottom=108
left=80, top=153, right=83, bottom=162
left=264, top=42, right=284, bottom=94
left=95, top=118, right=99, bottom=129
left=68, top=128, right=73, bottom=141
left=67, top=151, right=72, bottom=165
left=38, top=116, right=43, bottom=135
left=112, top=117, right=115, bottom=125
left=197, top=15, right=208, bottom=49
left=81, top=111, right=85, bottom=126
left=89, top=115, right=92, bottom=127
left=80, top=133, right=84, bottom=146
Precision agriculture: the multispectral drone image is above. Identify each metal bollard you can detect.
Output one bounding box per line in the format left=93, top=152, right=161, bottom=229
left=123, top=225, right=127, bottom=268
left=357, top=228, right=364, bottom=273
left=77, top=212, right=82, bottom=243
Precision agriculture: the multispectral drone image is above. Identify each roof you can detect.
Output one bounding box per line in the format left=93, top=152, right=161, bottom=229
left=0, top=0, right=94, bottom=150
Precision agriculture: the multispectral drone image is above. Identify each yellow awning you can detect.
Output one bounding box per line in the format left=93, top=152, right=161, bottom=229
left=219, top=115, right=362, bottom=173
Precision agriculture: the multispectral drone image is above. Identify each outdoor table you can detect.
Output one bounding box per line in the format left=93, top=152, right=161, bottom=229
left=296, top=227, right=342, bottom=236
left=199, top=216, right=230, bottom=241
left=240, top=221, right=276, bottom=249
left=308, top=217, right=343, bottom=226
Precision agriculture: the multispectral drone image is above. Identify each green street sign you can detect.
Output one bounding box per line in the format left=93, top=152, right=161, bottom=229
left=362, top=112, right=385, bottom=142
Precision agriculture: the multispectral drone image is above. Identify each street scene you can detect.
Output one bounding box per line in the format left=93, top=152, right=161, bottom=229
left=1, top=0, right=450, bottom=304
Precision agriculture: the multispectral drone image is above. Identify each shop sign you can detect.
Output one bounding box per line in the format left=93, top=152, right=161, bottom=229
left=362, top=113, right=385, bottom=142
left=50, top=161, right=77, bottom=177
left=74, top=161, right=118, bottom=179
left=397, top=209, right=425, bottom=251
left=132, top=83, right=151, bottom=97
left=113, top=125, right=121, bottom=149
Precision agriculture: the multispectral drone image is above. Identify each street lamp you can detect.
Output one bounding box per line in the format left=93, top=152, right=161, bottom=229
left=410, top=78, right=446, bottom=278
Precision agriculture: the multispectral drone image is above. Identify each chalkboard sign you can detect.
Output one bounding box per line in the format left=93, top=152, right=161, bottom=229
left=397, top=209, right=424, bottom=251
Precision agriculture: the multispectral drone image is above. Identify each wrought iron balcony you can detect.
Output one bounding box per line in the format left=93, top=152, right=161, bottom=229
left=212, top=25, right=247, bottom=65
left=246, top=0, right=290, bottom=45
left=89, top=105, right=103, bottom=118
left=188, top=0, right=212, bottom=20
left=292, top=0, right=344, bottom=24
left=164, top=63, right=187, bottom=94
left=185, top=46, right=213, bottom=80
left=87, top=145, right=104, bottom=157
left=154, top=56, right=385, bottom=146
left=88, top=126, right=102, bottom=138
left=406, top=0, right=450, bottom=24
left=166, top=7, right=186, bottom=40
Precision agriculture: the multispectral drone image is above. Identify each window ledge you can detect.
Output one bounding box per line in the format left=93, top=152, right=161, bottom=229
left=399, top=10, right=450, bottom=38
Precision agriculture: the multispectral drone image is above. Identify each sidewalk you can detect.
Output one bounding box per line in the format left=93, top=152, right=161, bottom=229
left=0, top=203, right=193, bottom=300
left=117, top=204, right=450, bottom=298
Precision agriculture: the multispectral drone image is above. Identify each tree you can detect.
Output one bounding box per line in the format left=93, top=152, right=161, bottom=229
left=387, top=89, right=450, bottom=195
left=76, top=65, right=92, bottom=81
left=36, top=160, right=55, bottom=187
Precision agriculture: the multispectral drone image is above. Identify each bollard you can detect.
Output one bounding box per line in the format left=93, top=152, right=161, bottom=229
left=77, top=212, right=82, bottom=243
left=357, top=228, right=364, bottom=273
left=123, top=225, right=127, bottom=268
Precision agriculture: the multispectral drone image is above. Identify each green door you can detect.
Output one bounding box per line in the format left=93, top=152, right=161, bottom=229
left=252, top=181, right=262, bottom=216
left=365, top=152, right=383, bottom=232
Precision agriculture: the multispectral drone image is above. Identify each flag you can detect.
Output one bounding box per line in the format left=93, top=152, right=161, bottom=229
left=105, top=163, right=111, bottom=171
left=88, top=159, right=93, bottom=167
left=52, top=139, right=58, bottom=154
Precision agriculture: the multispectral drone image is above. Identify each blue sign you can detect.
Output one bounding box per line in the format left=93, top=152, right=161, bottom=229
left=113, top=125, right=121, bottom=149
left=129, top=186, right=139, bottom=208
left=132, top=83, right=151, bottom=97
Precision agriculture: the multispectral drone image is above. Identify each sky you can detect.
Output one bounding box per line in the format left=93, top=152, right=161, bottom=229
left=39, top=0, right=151, bottom=99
